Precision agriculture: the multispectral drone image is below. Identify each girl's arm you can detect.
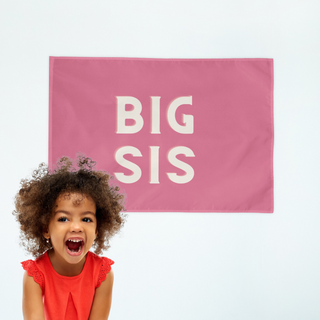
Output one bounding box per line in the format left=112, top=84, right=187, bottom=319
left=22, top=271, right=45, bottom=320
left=89, top=269, right=114, bottom=320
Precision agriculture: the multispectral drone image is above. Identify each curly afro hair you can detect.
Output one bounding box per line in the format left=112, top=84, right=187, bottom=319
left=13, top=154, right=126, bottom=257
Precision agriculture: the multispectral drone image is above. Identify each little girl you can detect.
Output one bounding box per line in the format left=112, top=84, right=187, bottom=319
left=14, top=155, right=126, bottom=320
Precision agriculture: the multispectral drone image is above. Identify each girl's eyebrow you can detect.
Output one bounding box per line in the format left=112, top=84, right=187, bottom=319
left=54, top=210, right=96, bottom=216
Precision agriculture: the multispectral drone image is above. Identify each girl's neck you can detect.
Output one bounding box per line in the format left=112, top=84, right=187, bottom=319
left=47, top=249, right=87, bottom=277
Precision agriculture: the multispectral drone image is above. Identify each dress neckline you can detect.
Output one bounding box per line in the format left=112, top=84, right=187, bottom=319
left=44, top=250, right=91, bottom=279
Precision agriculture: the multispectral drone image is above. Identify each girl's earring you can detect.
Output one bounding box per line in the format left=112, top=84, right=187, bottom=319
left=46, top=238, right=50, bottom=244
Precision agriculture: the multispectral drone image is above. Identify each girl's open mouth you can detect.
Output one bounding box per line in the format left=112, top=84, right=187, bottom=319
left=65, top=239, right=84, bottom=256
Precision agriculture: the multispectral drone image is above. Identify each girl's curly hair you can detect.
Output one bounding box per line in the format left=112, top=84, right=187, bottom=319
left=13, top=154, right=126, bottom=257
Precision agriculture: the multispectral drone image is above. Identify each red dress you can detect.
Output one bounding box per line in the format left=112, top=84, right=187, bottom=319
left=21, top=251, right=114, bottom=320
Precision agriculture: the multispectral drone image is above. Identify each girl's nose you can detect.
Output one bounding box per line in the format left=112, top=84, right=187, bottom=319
left=70, top=220, right=83, bottom=232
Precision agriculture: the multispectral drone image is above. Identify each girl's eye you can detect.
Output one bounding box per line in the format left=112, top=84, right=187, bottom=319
left=58, top=217, right=68, bottom=222
left=83, top=217, right=93, bottom=223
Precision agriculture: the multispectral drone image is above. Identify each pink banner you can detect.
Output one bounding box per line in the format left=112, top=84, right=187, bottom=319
left=49, top=57, right=274, bottom=212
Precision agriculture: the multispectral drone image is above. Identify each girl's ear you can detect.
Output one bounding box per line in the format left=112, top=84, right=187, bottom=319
left=43, top=228, right=50, bottom=239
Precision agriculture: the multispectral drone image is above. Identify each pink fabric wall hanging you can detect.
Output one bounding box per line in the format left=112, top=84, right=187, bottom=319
left=49, top=57, right=274, bottom=212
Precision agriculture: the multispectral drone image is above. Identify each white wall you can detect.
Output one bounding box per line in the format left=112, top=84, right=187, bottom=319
left=1, top=1, right=320, bottom=319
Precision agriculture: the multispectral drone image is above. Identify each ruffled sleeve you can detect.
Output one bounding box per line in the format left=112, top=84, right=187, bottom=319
left=96, top=257, right=114, bottom=288
left=21, top=260, right=45, bottom=291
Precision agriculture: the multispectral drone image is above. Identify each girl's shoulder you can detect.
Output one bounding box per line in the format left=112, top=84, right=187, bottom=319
left=21, top=253, right=47, bottom=290
left=88, top=251, right=114, bottom=266
left=87, top=251, right=114, bottom=288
